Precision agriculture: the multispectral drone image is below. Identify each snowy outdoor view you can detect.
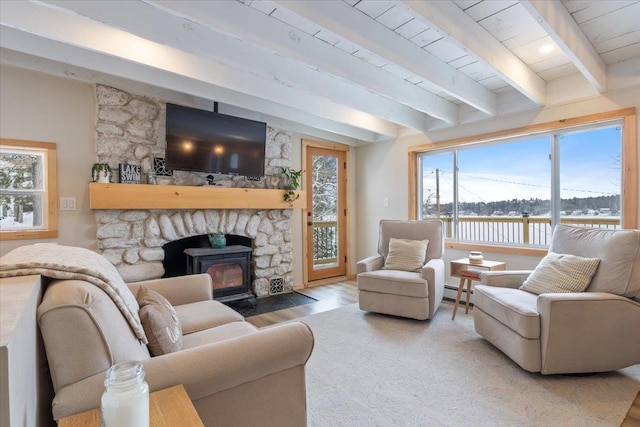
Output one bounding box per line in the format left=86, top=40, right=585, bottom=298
left=420, top=125, right=622, bottom=246
left=0, top=150, right=45, bottom=231
left=312, top=154, right=340, bottom=266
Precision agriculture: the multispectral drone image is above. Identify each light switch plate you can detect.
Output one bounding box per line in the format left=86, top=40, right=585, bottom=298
left=60, top=197, right=76, bottom=211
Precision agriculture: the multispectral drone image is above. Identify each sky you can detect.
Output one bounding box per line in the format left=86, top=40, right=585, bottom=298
left=421, top=125, right=621, bottom=206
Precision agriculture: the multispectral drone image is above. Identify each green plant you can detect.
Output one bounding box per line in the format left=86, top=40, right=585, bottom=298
left=92, top=163, right=112, bottom=182
left=281, top=167, right=301, bottom=206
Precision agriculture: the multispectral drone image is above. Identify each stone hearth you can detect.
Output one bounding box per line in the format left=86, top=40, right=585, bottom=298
left=96, top=208, right=293, bottom=297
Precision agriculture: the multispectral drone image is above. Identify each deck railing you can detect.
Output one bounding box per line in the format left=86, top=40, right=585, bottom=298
left=313, top=220, right=338, bottom=265
left=311, top=216, right=620, bottom=263
left=438, top=215, right=620, bottom=246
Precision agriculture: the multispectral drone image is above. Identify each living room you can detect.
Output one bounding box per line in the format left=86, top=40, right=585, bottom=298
left=1, top=1, right=640, bottom=426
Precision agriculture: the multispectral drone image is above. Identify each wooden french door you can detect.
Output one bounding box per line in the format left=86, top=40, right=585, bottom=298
left=305, top=145, right=347, bottom=282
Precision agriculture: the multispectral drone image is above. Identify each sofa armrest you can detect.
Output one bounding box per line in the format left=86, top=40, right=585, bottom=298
left=480, top=271, right=532, bottom=289
left=421, top=258, right=444, bottom=286
left=51, top=321, right=314, bottom=420
left=127, top=273, right=212, bottom=305
left=537, top=292, right=640, bottom=374
left=357, top=255, right=384, bottom=273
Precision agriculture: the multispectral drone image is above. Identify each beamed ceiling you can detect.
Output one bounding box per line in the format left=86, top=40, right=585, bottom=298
left=1, top=0, right=639, bottom=145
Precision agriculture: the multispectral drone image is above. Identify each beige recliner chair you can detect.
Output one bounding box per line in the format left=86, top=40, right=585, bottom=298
left=474, top=224, right=640, bottom=375
left=357, top=220, right=445, bottom=320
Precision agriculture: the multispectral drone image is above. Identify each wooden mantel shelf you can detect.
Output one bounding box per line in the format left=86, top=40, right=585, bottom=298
left=89, top=183, right=306, bottom=210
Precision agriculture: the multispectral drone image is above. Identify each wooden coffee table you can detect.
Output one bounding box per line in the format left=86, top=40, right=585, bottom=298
left=450, top=258, right=506, bottom=320
left=58, top=384, right=204, bottom=427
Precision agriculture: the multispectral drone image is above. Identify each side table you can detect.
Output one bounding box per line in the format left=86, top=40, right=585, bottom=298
left=450, top=258, right=506, bottom=320
left=58, top=384, right=204, bottom=427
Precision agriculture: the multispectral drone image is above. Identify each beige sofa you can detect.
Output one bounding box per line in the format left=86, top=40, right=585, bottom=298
left=37, top=273, right=314, bottom=426
left=474, top=225, right=640, bottom=375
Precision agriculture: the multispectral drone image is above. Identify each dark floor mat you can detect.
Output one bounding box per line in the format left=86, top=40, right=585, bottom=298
left=224, top=292, right=317, bottom=317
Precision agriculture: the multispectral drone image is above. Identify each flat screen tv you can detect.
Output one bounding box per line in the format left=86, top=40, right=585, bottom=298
left=165, top=103, right=266, bottom=176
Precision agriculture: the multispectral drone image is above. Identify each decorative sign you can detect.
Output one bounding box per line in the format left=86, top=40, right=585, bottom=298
left=118, top=164, right=141, bottom=184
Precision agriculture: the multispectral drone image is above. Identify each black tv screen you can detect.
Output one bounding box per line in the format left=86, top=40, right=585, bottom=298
left=165, top=103, right=266, bottom=176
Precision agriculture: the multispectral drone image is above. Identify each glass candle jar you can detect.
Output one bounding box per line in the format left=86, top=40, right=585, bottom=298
left=101, top=361, right=149, bottom=427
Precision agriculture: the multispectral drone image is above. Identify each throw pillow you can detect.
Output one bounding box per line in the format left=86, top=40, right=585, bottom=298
left=520, top=252, right=600, bottom=295
left=382, top=238, right=429, bottom=272
left=136, top=286, right=183, bottom=356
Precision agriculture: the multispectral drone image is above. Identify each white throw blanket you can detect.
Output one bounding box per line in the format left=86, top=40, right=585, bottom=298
left=0, top=244, right=148, bottom=344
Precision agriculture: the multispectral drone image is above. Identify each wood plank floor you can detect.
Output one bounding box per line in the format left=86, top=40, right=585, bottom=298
left=245, top=280, right=358, bottom=328
left=623, top=391, right=640, bottom=426
left=246, top=280, right=640, bottom=423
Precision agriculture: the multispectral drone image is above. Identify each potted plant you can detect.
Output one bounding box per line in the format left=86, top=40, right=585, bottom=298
left=92, top=163, right=112, bottom=183
left=281, top=167, right=301, bottom=206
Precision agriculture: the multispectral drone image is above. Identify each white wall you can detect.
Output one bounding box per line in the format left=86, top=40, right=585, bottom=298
left=0, top=65, right=97, bottom=256
left=355, top=85, right=640, bottom=287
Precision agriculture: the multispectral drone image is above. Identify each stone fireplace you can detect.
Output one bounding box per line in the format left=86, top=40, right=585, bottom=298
left=93, top=85, right=296, bottom=297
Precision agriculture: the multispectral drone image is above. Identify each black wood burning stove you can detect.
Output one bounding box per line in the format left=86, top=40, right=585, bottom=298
left=184, top=246, right=256, bottom=306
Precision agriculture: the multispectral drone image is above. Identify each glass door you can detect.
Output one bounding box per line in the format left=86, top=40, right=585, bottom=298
left=305, top=146, right=347, bottom=281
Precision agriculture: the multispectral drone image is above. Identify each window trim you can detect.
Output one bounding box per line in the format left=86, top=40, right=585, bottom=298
left=0, top=138, right=58, bottom=240
left=408, top=108, right=637, bottom=254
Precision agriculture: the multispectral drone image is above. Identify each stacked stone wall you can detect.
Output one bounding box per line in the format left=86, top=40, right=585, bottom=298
left=94, top=85, right=294, bottom=296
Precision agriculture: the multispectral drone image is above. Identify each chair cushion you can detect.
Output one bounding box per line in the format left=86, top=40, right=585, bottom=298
left=378, top=219, right=444, bottom=262
left=137, top=286, right=183, bottom=356
left=549, top=225, right=640, bottom=299
left=358, top=270, right=428, bottom=298
left=182, top=321, right=258, bottom=349
left=519, top=252, right=600, bottom=295
left=382, top=238, right=429, bottom=272
left=474, top=285, right=540, bottom=339
left=174, top=300, right=244, bottom=335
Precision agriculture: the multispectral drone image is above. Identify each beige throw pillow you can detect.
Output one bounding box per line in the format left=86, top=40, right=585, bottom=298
left=383, top=238, right=429, bottom=272
left=136, top=286, right=183, bottom=356
left=520, top=252, right=600, bottom=295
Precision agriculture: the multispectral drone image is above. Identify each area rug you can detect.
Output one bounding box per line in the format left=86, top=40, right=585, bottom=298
left=297, top=303, right=640, bottom=426
left=224, top=292, right=317, bottom=317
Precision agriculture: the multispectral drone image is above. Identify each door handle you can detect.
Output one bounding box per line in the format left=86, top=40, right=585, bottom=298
left=307, top=221, right=314, bottom=226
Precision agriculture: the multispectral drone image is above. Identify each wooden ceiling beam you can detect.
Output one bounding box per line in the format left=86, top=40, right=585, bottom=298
left=274, top=0, right=498, bottom=117
left=519, top=0, right=607, bottom=93
left=404, top=0, right=547, bottom=107
left=0, top=1, right=399, bottom=138
left=37, top=0, right=429, bottom=132
left=149, top=0, right=458, bottom=125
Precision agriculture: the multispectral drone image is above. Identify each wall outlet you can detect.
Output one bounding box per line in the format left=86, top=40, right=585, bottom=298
left=60, top=197, right=76, bottom=211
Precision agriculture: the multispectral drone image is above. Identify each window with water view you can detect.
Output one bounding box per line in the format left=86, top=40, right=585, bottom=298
left=418, top=123, right=622, bottom=247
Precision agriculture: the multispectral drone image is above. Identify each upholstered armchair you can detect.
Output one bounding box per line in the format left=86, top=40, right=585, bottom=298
left=474, top=224, right=640, bottom=375
left=357, top=220, right=445, bottom=320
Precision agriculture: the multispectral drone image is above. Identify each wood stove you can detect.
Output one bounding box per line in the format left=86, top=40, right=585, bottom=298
left=184, top=245, right=256, bottom=305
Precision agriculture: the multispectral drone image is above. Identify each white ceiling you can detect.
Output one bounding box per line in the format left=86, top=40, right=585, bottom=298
left=1, top=0, right=639, bottom=145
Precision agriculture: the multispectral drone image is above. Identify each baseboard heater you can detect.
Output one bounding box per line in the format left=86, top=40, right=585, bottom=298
left=443, top=284, right=474, bottom=307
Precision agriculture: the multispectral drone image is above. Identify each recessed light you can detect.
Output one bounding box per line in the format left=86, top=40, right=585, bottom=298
left=539, top=44, right=554, bottom=54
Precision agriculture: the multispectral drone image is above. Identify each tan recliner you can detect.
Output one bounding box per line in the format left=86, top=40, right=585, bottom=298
left=357, top=220, right=445, bottom=320
left=474, top=224, right=640, bottom=375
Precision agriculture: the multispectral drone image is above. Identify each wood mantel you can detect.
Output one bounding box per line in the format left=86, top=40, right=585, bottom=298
left=89, top=183, right=306, bottom=210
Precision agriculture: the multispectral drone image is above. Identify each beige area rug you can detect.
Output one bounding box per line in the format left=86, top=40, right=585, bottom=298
left=298, top=303, right=640, bottom=427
